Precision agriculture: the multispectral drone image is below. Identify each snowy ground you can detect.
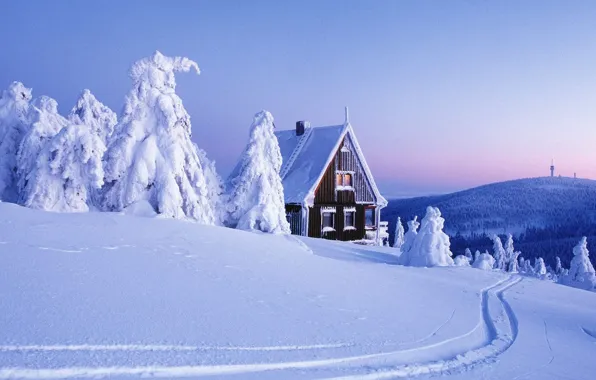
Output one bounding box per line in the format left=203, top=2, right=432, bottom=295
left=0, top=203, right=595, bottom=379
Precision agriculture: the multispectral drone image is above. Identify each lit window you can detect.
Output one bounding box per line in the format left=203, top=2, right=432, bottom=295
left=344, top=173, right=352, bottom=187
left=322, top=212, right=334, bottom=229
left=365, top=208, right=375, bottom=227
left=336, top=173, right=343, bottom=186
left=345, top=211, right=355, bottom=228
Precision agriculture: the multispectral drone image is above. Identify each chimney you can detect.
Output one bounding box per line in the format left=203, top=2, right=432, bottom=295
left=296, top=120, right=309, bottom=136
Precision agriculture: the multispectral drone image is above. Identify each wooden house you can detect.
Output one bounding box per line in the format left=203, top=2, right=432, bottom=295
left=276, top=109, right=388, bottom=243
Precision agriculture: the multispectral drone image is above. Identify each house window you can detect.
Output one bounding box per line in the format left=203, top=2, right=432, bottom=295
left=335, top=171, right=354, bottom=188
left=365, top=207, right=375, bottom=228
left=322, top=212, right=335, bottom=230
left=344, top=211, right=355, bottom=229
left=321, top=207, right=336, bottom=233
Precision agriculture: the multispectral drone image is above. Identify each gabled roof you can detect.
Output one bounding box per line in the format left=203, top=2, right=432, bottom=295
left=275, top=122, right=387, bottom=207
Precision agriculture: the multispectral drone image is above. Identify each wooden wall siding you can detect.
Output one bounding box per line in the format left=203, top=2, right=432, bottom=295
left=308, top=204, right=366, bottom=241
left=336, top=190, right=355, bottom=203
left=285, top=205, right=302, bottom=236
left=314, top=159, right=336, bottom=204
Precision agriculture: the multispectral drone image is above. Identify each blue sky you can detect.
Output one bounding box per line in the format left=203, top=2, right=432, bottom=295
left=1, top=0, right=595, bottom=196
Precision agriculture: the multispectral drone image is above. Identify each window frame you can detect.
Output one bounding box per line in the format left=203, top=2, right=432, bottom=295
left=321, top=207, right=336, bottom=233
left=344, top=207, right=356, bottom=231
left=364, top=207, right=376, bottom=229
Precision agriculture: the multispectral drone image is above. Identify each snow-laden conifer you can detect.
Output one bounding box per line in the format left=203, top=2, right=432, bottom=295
left=0, top=82, right=32, bottom=201
left=68, top=89, right=117, bottom=146
left=508, top=251, right=520, bottom=273
left=393, top=217, right=405, bottom=251
left=491, top=235, right=507, bottom=271
left=227, top=110, right=290, bottom=234
left=561, top=237, right=596, bottom=290
left=504, top=233, right=514, bottom=268
left=555, top=256, right=563, bottom=276
left=19, top=123, right=105, bottom=212
left=102, top=51, right=215, bottom=224
left=464, top=248, right=473, bottom=261
left=399, top=207, right=454, bottom=267
left=534, top=257, right=547, bottom=279
left=522, top=258, right=534, bottom=274
left=474, top=250, right=481, bottom=264
left=400, top=216, right=419, bottom=255
left=17, top=96, right=69, bottom=204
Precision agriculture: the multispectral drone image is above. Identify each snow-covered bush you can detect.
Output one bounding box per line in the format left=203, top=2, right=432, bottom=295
left=0, top=82, right=32, bottom=201
left=534, top=257, right=548, bottom=280
left=16, top=96, right=69, bottom=204
left=522, top=258, right=534, bottom=275
left=491, top=234, right=507, bottom=271
left=474, top=250, right=481, bottom=264
left=226, top=110, right=290, bottom=234
left=519, top=256, right=525, bottom=270
left=560, top=237, right=596, bottom=291
left=68, top=89, right=117, bottom=146
left=454, top=255, right=471, bottom=266
left=399, top=207, right=454, bottom=267
left=555, top=256, right=563, bottom=276
left=19, top=123, right=105, bottom=212
left=393, top=217, right=405, bottom=251
left=464, top=248, right=473, bottom=261
left=472, top=251, right=495, bottom=270
left=400, top=216, right=419, bottom=255
left=102, top=51, right=216, bottom=224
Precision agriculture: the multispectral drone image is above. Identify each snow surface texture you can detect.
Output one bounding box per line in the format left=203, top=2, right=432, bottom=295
left=0, top=203, right=595, bottom=379
left=102, top=51, right=216, bottom=224
left=0, top=82, right=32, bottom=202
left=227, top=111, right=290, bottom=234
left=399, top=207, right=454, bottom=267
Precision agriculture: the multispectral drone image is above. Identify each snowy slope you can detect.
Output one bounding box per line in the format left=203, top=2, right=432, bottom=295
left=0, top=203, right=595, bottom=379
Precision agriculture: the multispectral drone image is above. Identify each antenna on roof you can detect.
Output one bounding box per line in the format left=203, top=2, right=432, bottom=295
left=344, top=106, right=349, bottom=125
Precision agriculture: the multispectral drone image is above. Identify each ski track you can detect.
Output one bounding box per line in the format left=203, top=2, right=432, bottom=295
left=0, top=276, right=523, bottom=379
left=0, top=343, right=349, bottom=352
left=37, top=247, right=82, bottom=253
left=581, top=327, right=596, bottom=341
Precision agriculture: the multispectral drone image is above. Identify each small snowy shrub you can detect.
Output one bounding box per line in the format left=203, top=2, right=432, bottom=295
left=102, top=51, right=216, bottom=224
left=227, top=110, right=290, bottom=234
left=454, top=255, right=471, bottom=266
left=399, top=206, right=454, bottom=267
left=400, top=216, right=419, bottom=255
left=472, top=252, right=495, bottom=270
left=534, top=257, right=549, bottom=280
left=464, top=248, right=473, bottom=261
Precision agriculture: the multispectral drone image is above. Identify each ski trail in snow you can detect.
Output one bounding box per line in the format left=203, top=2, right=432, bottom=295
left=543, top=320, right=554, bottom=365
left=37, top=247, right=82, bottom=253
left=0, top=277, right=522, bottom=379
left=581, top=327, right=596, bottom=341
left=0, top=343, right=349, bottom=352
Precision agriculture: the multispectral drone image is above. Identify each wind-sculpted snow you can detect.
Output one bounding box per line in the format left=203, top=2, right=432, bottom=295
left=0, top=203, right=595, bottom=379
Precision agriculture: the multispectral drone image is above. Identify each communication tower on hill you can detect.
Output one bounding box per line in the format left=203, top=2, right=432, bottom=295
left=550, top=159, right=555, bottom=177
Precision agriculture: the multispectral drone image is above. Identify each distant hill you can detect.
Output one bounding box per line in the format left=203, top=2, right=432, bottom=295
left=384, top=177, right=596, bottom=267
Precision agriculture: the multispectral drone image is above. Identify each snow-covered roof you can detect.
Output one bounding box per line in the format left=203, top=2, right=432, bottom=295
left=275, top=123, right=387, bottom=207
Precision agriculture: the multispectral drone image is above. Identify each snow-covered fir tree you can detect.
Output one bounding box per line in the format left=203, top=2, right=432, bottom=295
left=16, top=96, right=69, bottom=205
left=472, top=251, right=495, bottom=270
left=102, top=51, right=216, bottom=224
left=519, top=256, right=525, bottom=270
left=474, top=250, right=481, bottom=264
left=561, top=237, right=596, bottom=291
left=555, top=256, right=563, bottom=276
left=522, top=258, right=534, bottom=275
left=393, top=217, right=405, bottom=251
left=400, top=216, right=419, bottom=255
left=227, top=110, right=290, bottom=234
left=504, top=233, right=515, bottom=268
left=491, top=234, right=507, bottom=271
left=399, top=207, right=454, bottom=267
left=196, top=146, right=225, bottom=225
left=508, top=251, right=520, bottom=273
left=0, top=82, right=32, bottom=202
left=68, top=89, right=117, bottom=147
left=464, top=248, right=473, bottom=261
left=534, top=257, right=547, bottom=279
left=19, top=122, right=105, bottom=212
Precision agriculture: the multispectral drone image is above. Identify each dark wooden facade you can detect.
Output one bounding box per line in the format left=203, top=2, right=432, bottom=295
left=306, top=135, right=378, bottom=241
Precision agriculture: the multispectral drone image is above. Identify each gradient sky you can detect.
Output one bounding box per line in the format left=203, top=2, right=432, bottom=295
left=1, top=0, right=595, bottom=196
